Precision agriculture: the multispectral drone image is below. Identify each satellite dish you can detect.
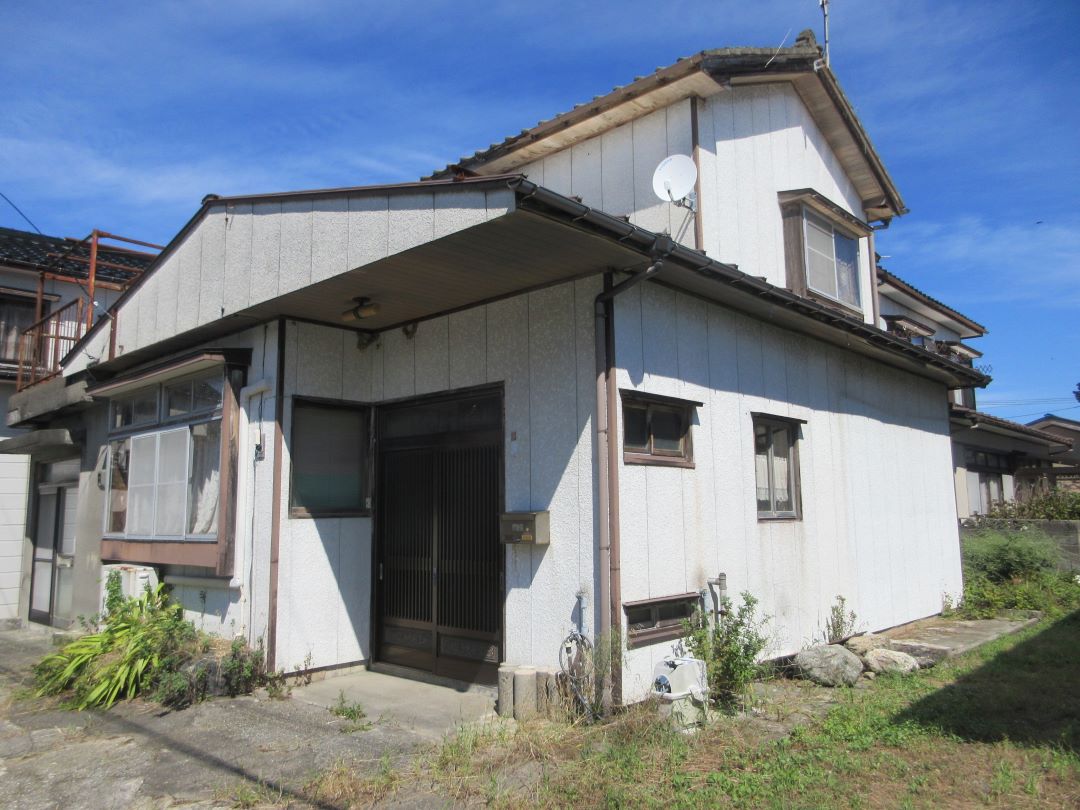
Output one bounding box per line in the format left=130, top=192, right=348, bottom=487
left=652, top=154, right=697, bottom=203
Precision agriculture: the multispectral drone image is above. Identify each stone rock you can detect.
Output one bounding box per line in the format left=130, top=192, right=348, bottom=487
left=844, top=633, right=888, bottom=657
left=864, top=648, right=919, bottom=675
left=793, top=645, right=864, bottom=687
left=887, top=640, right=949, bottom=669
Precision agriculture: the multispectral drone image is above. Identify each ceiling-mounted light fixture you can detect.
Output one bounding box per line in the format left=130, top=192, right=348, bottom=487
left=342, top=296, right=380, bottom=322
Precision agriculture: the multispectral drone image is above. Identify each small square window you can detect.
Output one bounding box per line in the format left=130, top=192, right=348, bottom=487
left=621, top=392, right=697, bottom=467
left=753, top=414, right=802, bottom=519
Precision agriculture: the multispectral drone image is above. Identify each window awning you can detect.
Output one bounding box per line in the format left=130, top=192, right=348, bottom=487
left=86, top=348, right=252, bottom=397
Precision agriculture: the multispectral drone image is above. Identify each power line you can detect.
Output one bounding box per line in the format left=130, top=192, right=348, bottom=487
left=0, top=190, right=43, bottom=234
left=982, top=404, right=1080, bottom=421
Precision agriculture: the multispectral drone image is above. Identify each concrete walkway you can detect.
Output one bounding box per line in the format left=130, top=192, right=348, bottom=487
left=882, top=612, right=1041, bottom=663
left=291, top=667, right=497, bottom=741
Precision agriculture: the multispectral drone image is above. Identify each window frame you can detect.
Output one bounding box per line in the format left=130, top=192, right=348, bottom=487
left=752, top=413, right=804, bottom=521
left=288, top=396, right=373, bottom=519
left=0, top=290, right=54, bottom=365
left=620, top=390, right=699, bottom=469
left=102, top=367, right=231, bottom=544
left=779, top=189, right=870, bottom=318
left=623, top=592, right=700, bottom=648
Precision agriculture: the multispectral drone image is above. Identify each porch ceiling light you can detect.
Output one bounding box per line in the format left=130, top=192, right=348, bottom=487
left=342, top=296, right=380, bottom=322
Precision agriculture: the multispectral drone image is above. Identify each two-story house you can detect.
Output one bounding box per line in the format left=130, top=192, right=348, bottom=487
left=876, top=266, right=1074, bottom=517
left=1, top=31, right=987, bottom=701
left=0, top=226, right=154, bottom=626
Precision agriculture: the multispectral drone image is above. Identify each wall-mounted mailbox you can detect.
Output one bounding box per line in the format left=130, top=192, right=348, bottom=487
left=499, top=511, right=550, bottom=545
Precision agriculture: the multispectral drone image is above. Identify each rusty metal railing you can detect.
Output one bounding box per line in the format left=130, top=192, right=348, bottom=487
left=16, top=298, right=85, bottom=391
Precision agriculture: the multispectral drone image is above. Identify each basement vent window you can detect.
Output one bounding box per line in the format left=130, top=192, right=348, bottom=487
left=624, top=593, right=700, bottom=648
left=289, top=399, right=371, bottom=517
left=621, top=390, right=699, bottom=468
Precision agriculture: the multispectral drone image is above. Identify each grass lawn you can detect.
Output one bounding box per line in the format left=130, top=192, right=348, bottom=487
left=307, top=610, right=1080, bottom=808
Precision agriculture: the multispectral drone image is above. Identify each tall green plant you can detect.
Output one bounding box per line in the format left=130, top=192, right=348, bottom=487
left=34, top=584, right=198, bottom=709
left=684, top=591, right=770, bottom=709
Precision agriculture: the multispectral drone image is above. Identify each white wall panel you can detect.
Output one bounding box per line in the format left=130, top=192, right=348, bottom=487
left=616, top=280, right=961, bottom=700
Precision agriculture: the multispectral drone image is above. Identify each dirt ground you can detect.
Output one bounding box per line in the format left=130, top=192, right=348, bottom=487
left=0, top=628, right=426, bottom=809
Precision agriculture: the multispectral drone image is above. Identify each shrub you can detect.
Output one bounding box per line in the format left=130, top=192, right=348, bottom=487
left=34, top=584, right=201, bottom=709
left=988, top=489, right=1080, bottom=521
left=822, top=595, right=857, bottom=644
left=958, top=571, right=1080, bottom=620
left=962, top=527, right=1057, bottom=583
left=684, top=591, right=770, bottom=709
left=221, top=637, right=265, bottom=697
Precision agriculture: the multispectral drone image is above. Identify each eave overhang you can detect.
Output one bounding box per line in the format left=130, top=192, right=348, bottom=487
left=950, top=405, right=1074, bottom=450
left=77, top=177, right=984, bottom=392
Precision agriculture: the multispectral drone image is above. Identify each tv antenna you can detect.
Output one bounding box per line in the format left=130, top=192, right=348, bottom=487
left=651, top=154, right=697, bottom=213
left=819, top=0, right=831, bottom=67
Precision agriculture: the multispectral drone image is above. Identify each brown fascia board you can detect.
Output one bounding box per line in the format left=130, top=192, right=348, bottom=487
left=877, top=268, right=987, bottom=337
left=61, top=175, right=522, bottom=365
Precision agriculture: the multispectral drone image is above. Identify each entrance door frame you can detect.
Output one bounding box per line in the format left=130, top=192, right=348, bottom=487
left=369, top=382, right=506, bottom=682
left=27, top=457, right=80, bottom=627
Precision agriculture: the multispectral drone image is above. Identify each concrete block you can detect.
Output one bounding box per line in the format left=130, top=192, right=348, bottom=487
left=535, top=668, right=552, bottom=717
left=513, top=666, right=537, bottom=721
left=497, top=664, right=515, bottom=718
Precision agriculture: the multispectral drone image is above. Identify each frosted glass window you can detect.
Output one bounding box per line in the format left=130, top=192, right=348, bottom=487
left=290, top=402, right=369, bottom=514
left=803, top=209, right=861, bottom=308
left=188, top=421, right=221, bottom=535
left=155, top=428, right=189, bottom=536
left=753, top=416, right=800, bottom=519
left=128, top=434, right=158, bottom=535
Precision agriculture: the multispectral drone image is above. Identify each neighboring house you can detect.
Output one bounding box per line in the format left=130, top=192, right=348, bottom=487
left=1025, top=414, right=1080, bottom=493
left=0, top=227, right=154, bottom=627
left=1, top=31, right=987, bottom=700
left=875, top=266, right=1073, bottom=518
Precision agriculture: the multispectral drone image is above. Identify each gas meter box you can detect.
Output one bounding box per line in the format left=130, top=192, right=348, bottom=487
left=499, top=511, right=550, bottom=545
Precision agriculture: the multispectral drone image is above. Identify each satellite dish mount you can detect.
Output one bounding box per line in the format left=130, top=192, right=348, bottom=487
left=651, top=154, right=698, bottom=214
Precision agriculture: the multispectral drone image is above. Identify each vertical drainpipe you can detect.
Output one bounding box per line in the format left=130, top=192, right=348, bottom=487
left=867, top=228, right=881, bottom=328
left=594, top=255, right=667, bottom=708
left=266, top=317, right=287, bottom=671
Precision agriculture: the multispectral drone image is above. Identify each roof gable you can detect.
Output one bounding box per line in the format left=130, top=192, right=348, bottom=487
left=426, top=30, right=904, bottom=221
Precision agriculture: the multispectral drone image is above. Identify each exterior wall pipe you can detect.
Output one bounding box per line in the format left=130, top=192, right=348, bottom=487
left=594, top=259, right=665, bottom=708
left=266, top=318, right=287, bottom=670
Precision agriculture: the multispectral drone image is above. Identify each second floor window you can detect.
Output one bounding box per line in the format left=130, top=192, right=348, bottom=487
left=804, top=210, right=860, bottom=309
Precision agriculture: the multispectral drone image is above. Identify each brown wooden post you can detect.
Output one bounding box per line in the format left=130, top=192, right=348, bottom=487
left=86, top=230, right=99, bottom=330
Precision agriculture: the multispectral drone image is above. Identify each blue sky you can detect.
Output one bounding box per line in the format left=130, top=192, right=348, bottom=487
left=2, top=1, right=1077, bottom=421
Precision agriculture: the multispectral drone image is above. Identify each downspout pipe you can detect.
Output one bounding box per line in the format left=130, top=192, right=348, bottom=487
left=594, top=255, right=666, bottom=710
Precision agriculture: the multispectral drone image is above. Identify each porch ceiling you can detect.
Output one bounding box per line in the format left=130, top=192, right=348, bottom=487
left=239, top=210, right=646, bottom=331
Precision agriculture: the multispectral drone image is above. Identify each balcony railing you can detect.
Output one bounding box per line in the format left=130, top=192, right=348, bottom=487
left=16, top=298, right=86, bottom=392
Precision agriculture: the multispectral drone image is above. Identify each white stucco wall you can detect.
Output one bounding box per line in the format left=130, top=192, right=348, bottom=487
left=273, top=276, right=599, bottom=672
left=613, top=280, right=962, bottom=700
left=697, top=84, right=875, bottom=324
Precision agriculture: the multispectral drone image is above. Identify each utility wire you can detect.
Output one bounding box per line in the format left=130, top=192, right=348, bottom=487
left=0, top=190, right=43, bottom=234
left=982, top=404, right=1080, bottom=421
